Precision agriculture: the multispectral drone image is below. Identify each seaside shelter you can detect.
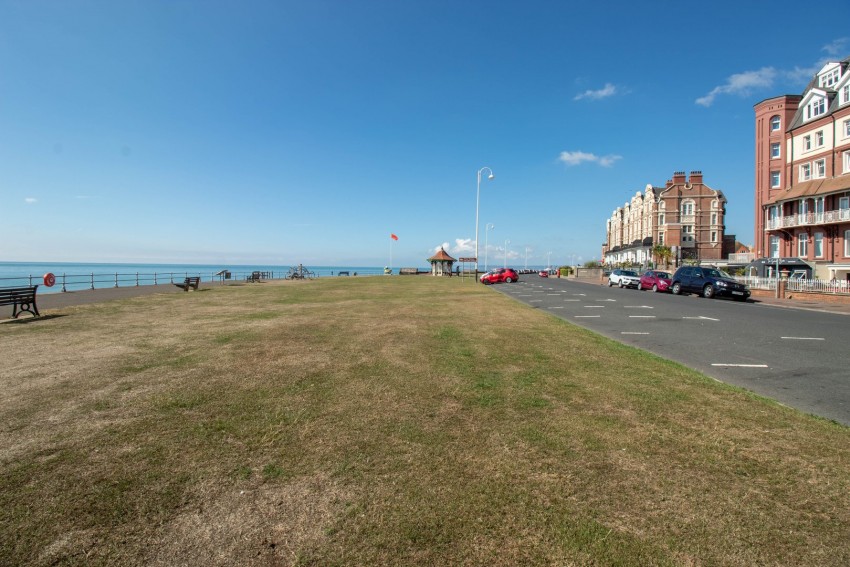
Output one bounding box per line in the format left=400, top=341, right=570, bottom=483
left=428, top=248, right=456, bottom=276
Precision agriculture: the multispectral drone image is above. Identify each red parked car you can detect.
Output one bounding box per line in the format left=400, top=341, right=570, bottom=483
left=639, top=270, right=672, bottom=292
left=480, top=268, right=520, bottom=284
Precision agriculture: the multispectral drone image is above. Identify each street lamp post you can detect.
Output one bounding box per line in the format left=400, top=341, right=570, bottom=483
left=475, top=167, right=495, bottom=275
left=484, top=223, right=495, bottom=272
left=504, top=239, right=510, bottom=268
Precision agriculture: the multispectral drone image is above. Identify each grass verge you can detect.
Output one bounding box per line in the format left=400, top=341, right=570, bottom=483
left=1, top=277, right=848, bottom=566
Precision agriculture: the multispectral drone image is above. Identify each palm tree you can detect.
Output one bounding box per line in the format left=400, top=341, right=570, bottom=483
left=652, top=245, right=673, bottom=269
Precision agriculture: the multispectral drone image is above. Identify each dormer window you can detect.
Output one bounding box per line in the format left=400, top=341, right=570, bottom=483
left=843, top=85, right=850, bottom=105
left=806, top=97, right=826, bottom=120
left=820, top=67, right=840, bottom=88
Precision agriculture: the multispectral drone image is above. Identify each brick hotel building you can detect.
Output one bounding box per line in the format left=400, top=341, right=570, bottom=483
left=603, top=171, right=735, bottom=267
left=754, top=57, right=850, bottom=281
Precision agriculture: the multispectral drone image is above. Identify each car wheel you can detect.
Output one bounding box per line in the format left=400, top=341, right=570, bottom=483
left=703, top=284, right=715, bottom=299
left=608, top=280, right=613, bottom=287
left=652, top=284, right=658, bottom=292
left=672, top=282, right=682, bottom=295
left=505, top=277, right=513, bottom=283
left=619, top=281, right=624, bottom=288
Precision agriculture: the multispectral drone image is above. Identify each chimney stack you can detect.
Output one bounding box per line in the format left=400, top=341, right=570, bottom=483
left=689, top=170, right=703, bottom=184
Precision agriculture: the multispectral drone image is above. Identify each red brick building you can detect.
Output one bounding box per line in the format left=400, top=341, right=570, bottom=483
left=754, top=57, right=850, bottom=281
left=603, top=171, right=735, bottom=267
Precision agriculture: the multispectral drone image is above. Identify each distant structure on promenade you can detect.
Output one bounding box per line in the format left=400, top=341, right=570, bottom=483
left=602, top=171, right=736, bottom=267
left=754, top=56, right=850, bottom=281
left=428, top=247, right=456, bottom=276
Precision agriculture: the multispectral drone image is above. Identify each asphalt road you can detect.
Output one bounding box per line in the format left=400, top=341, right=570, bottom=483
left=492, top=277, right=850, bottom=426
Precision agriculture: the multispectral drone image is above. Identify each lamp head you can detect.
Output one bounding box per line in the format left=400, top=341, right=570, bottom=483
left=488, top=173, right=495, bottom=180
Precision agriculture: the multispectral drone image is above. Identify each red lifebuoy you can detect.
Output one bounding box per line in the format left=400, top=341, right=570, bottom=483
left=43, top=273, right=56, bottom=287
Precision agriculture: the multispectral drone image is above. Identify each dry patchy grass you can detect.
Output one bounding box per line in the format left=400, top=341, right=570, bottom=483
left=1, top=277, right=848, bottom=566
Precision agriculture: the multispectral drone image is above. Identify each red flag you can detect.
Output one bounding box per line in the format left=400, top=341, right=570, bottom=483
left=391, top=233, right=399, bottom=241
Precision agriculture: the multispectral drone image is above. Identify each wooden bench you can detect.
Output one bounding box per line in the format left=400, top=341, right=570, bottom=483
left=174, top=277, right=200, bottom=291
left=247, top=271, right=262, bottom=283
left=0, top=285, right=40, bottom=318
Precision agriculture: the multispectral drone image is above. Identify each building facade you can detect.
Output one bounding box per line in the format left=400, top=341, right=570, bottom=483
left=603, top=171, right=732, bottom=267
left=754, top=57, right=850, bottom=281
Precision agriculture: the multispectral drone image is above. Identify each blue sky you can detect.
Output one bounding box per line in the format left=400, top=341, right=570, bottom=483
left=2, top=1, right=849, bottom=268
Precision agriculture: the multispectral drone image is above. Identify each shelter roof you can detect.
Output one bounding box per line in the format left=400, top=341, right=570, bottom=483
left=428, top=248, right=456, bottom=262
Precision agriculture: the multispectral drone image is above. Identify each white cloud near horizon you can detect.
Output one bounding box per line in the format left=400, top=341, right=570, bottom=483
left=574, top=83, right=617, bottom=101
left=435, top=239, right=474, bottom=257
left=558, top=151, right=622, bottom=168
left=24, top=197, right=37, bottom=204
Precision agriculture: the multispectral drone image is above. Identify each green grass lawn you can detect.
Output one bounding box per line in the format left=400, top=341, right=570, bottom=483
left=1, top=276, right=848, bottom=566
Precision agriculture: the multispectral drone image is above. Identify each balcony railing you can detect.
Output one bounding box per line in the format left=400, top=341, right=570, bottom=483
left=766, top=208, right=850, bottom=230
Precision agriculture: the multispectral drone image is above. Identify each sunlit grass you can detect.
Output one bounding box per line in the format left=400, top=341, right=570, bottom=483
left=1, top=276, right=848, bottom=566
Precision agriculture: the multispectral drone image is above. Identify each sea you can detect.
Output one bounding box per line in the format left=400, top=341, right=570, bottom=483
left=0, top=261, right=422, bottom=294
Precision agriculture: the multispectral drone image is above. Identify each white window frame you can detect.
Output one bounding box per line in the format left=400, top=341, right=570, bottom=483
left=710, top=212, right=717, bottom=225
left=843, top=85, right=850, bottom=105
left=816, top=130, right=824, bottom=147
left=800, top=163, right=812, bottom=181
left=804, top=135, right=812, bottom=151
left=845, top=230, right=850, bottom=257
left=840, top=196, right=850, bottom=210
left=821, top=68, right=840, bottom=88
left=657, top=231, right=664, bottom=245
left=711, top=231, right=718, bottom=243
left=815, top=159, right=826, bottom=178
left=844, top=119, right=850, bottom=138
left=771, top=171, right=781, bottom=188
left=807, top=98, right=826, bottom=120
left=798, top=232, right=808, bottom=257
left=770, top=142, right=780, bottom=158
left=844, top=151, right=850, bottom=174
left=770, top=235, right=780, bottom=258
left=814, top=232, right=824, bottom=258
left=681, top=200, right=694, bottom=216
left=770, top=116, right=781, bottom=131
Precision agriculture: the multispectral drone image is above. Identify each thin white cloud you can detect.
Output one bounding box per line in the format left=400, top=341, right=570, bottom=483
left=697, top=41, right=850, bottom=107
left=558, top=151, right=622, bottom=168
left=696, top=67, right=778, bottom=107
left=574, top=83, right=617, bottom=101
left=822, top=38, right=848, bottom=57
left=24, top=197, right=37, bottom=204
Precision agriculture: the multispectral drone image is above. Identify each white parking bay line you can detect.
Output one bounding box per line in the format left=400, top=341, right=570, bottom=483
left=584, top=305, right=605, bottom=308
left=575, top=315, right=601, bottom=318
left=595, top=299, right=616, bottom=302
left=549, top=306, right=564, bottom=309
left=628, top=315, right=656, bottom=318
left=711, top=363, right=769, bottom=368
left=683, top=316, right=720, bottom=321
left=781, top=336, right=825, bottom=341
left=572, top=293, right=586, bottom=296
left=622, top=332, right=649, bottom=335
left=624, top=305, right=653, bottom=309
left=547, top=293, right=562, bottom=296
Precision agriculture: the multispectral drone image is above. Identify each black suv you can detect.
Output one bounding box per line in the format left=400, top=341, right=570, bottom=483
left=670, top=266, right=750, bottom=301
